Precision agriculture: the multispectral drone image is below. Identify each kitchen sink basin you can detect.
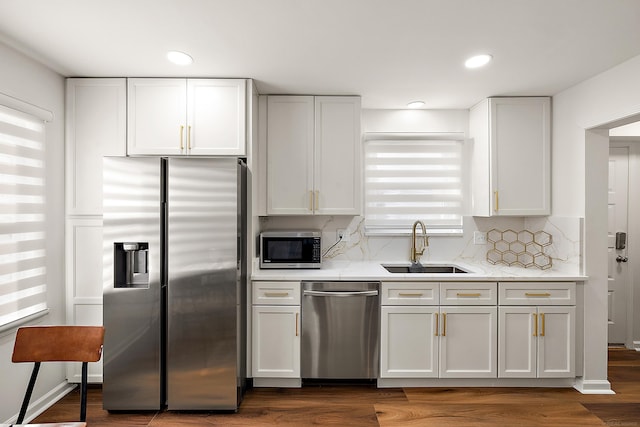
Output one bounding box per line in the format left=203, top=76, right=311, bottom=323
left=382, top=264, right=470, bottom=274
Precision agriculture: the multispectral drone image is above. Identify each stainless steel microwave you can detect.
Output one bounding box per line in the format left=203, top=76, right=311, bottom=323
left=259, top=231, right=322, bottom=269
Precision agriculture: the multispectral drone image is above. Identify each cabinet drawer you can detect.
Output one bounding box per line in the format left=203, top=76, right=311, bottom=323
left=440, top=282, right=497, bottom=305
left=381, top=282, right=439, bottom=305
left=252, top=281, right=301, bottom=305
left=499, top=282, right=576, bottom=305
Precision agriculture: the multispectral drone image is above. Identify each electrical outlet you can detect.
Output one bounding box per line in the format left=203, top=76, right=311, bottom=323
left=337, top=229, right=349, bottom=242
left=474, top=231, right=487, bottom=245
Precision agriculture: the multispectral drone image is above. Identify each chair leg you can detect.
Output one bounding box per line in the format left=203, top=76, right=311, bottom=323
left=17, top=362, right=41, bottom=424
left=80, top=362, right=88, bottom=422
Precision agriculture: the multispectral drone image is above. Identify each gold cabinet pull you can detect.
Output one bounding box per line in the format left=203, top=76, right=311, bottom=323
left=435, top=312, right=439, bottom=336
left=264, top=292, right=289, bottom=297
left=457, top=292, right=481, bottom=297
left=442, top=312, right=447, bottom=337
left=525, top=292, right=552, bottom=297
left=494, top=191, right=499, bottom=212
left=187, top=125, right=192, bottom=150
left=179, top=125, right=185, bottom=150
left=399, top=293, right=424, bottom=297
left=533, top=313, right=538, bottom=337
left=540, top=313, right=545, bottom=337
left=309, top=191, right=313, bottom=211
left=315, top=190, right=319, bottom=210
left=295, top=312, right=299, bottom=336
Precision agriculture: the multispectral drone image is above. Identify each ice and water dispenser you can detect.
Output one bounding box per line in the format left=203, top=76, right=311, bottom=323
left=114, top=242, right=149, bottom=288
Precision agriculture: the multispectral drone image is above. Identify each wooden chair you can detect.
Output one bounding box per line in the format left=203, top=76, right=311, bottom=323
left=12, top=326, right=105, bottom=424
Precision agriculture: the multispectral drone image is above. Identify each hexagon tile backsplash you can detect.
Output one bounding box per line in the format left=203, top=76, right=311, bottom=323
left=486, top=228, right=553, bottom=269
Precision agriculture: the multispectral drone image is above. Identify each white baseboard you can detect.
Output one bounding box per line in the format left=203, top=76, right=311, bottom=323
left=633, top=341, right=640, bottom=351
left=573, top=377, right=615, bottom=394
left=252, top=377, right=301, bottom=388
left=2, top=381, right=76, bottom=425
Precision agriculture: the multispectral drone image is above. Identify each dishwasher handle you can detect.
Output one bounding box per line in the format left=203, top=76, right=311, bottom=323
left=303, top=290, right=379, bottom=297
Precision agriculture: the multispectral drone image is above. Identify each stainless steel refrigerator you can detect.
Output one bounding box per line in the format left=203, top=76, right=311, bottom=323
left=102, top=157, right=247, bottom=411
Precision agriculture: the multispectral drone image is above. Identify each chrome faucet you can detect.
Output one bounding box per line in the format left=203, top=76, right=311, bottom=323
left=410, top=220, right=429, bottom=263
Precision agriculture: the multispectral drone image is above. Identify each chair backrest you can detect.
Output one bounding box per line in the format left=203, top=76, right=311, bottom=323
left=12, top=326, right=105, bottom=363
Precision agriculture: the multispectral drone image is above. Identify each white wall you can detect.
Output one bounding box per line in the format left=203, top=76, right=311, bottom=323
left=0, top=42, right=66, bottom=422
left=553, top=53, right=640, bottom=393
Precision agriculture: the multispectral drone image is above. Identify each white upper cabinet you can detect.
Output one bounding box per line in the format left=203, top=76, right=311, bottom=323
left=314, top=96, right=361, bottom=215
left=65, top=79, right=127, bottom=215
left=469, top=97, right=551, bottom=216
left=66, top=78, right=127, bottom=215
left=127, top=78, right=246, bottom=156
left=266, top=95, right=361, bottom=215
left=266, top=96, right=315, bottom=215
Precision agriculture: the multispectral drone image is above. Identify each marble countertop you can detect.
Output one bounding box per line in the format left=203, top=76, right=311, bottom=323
left=250, top=260, right=587, bottom=282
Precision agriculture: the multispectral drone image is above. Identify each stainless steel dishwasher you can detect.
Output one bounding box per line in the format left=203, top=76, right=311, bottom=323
left=301, top=281, right=380, bottom=379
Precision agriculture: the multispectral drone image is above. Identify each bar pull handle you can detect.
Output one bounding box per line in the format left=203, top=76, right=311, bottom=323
left=435, top=312, right=439, bottom=336
left=309, top=191, right=313, bottom=211
left=540, top=313, right=545, bottom=337
left=187, top=125, right=192, bottom=150
left=442, top=312, right=447, bottom=337
left=295, top=312, right=299, bottom=337
left=525, top=292, right=551, bottom=297
left=533, top=313, right=538, bottom=337
left=457, top=292, right=481, bottom=297
left=179, top=125, right=185, bottom=150
left=494, top=191, right=499, bottom=212
left=264, top=292, right=289, bottom=297
left=399, top=293, right=424, bottom=297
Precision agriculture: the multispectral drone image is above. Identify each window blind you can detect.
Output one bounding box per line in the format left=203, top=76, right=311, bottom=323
left=364, top=138, right=464, bottom=235
left=0, top=104, right=48, bottom=328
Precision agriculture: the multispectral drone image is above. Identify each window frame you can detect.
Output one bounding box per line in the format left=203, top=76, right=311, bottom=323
left=363, top=132, right=469, bottom=237
left=0, top=97, right=51, bottom=333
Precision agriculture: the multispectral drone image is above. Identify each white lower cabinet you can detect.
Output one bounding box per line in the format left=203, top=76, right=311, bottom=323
left=381, top=306, right=438, bottom=378
left=380, top=282, right=497, bottom=379
left=252, top=305, right=300, bottom=378
left=439, top=306, right=497, bottom=378
left=251, top=281, right=301, bottom=379
left=498, top=305, right=575, bottom=378
left=498, top=282, right=576, bottom=378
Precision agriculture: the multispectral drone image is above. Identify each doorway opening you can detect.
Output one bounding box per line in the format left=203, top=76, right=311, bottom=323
left=608, top=122, right=640, bottom=350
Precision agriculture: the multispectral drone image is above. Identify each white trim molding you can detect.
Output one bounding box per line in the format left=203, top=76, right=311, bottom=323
left=573, top=378, right=615, bottom=394
left=0, top=91, right=54, bottom=122
left=2, top=381, right=76, bottom=424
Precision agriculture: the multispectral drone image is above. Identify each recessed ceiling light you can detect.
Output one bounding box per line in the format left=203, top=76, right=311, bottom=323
left=407, top=101, right=425, bottom=109
left=465, top=54, right=492, bottom=69
left=167, top=51, right=193, bottom=66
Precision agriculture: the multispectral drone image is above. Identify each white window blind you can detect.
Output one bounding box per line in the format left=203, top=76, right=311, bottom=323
left=364, top=137, right=464, bottom=235
left=0, top=104, right=48, bottom=328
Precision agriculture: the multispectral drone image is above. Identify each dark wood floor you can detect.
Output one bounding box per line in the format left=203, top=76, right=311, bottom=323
left=32, top=348, right=640, bottom=426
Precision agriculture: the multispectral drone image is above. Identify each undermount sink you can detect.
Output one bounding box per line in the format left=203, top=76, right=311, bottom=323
left=382, top=264, right=470, bottom=274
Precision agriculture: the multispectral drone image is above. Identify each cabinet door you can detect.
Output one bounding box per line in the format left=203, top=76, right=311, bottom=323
left=491, top=97, right=550, bottom=216
left=187, top=79, right=246, bottom=155
left=498, top=306, right=536, bottom=378
left=252, top=305, right=300, bottom=378
left=65, top=78, right=126, bottom=215
left=537, top=306, right=575, bottom=378
left=127, top=78, right=187, bottom=155
left=439, top=306, right=497, bottom=378
left=314, top=96, right=361, bottom=215
left=499, top=306, right=575, bottom=378
left=266, top=96, right=314, bottom=214
left=380, top=306, right=438, bottom=378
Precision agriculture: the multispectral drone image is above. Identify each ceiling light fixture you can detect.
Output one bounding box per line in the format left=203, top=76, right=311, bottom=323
left=167, top=51, right=194, bottom=66
left=465, top=54, right=492, bottom=69
left=407, top=101, right=425, bottom=109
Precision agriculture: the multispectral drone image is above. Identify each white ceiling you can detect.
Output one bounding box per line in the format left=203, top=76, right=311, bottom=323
left=1, top=0, right=639, bottom=109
